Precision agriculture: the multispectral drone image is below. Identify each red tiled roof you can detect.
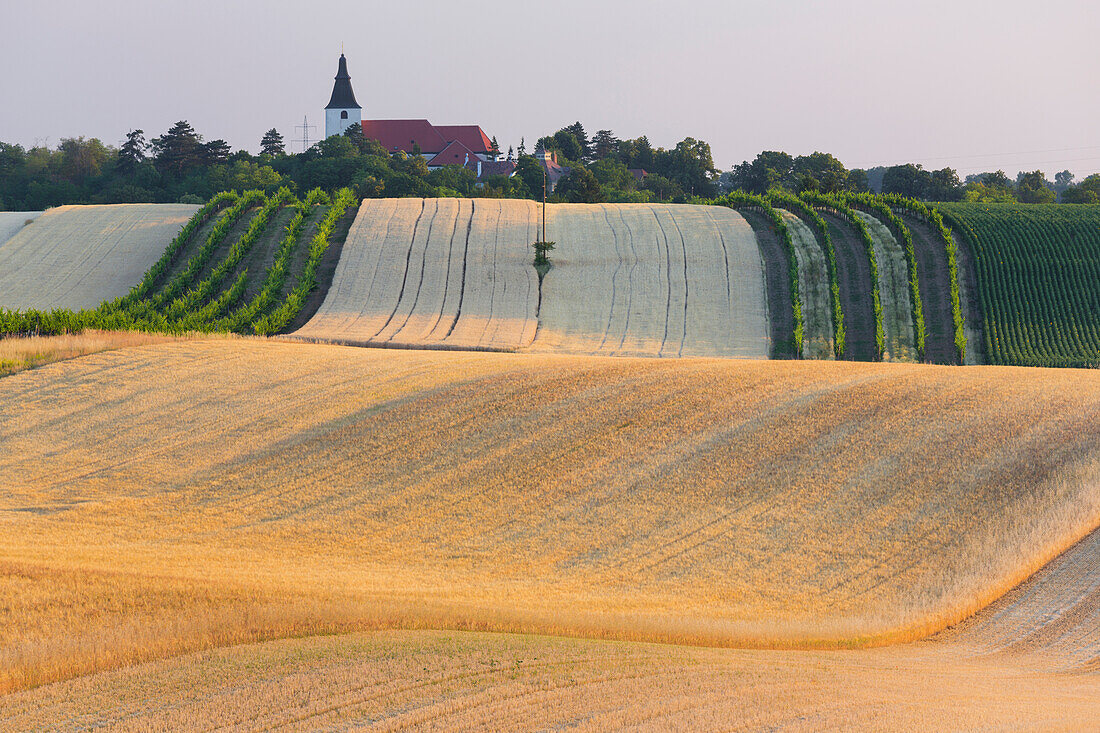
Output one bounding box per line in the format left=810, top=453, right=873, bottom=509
left=361, top=119, right=447, bottom=155
left=434, top=125, right=492, bottom=155
left=427, top=139, right=478, bottom=167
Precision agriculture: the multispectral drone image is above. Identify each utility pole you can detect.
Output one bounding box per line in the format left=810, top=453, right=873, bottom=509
left=542, top=163, right=547, bottom=242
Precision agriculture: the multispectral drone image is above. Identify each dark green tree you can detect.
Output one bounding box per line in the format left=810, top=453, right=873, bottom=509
left=203, top=139, right=231, bottom=165
left=489, top=136, right=501, bottom=161
left=591, top=129, right=619, bottom=160
left=117, top=129, right=146, bottom=174
left=150, top=121, right=204, bottom=177
left=555, top=164, right=605, bottom=203
left=260, top=128, right=285, bottom=156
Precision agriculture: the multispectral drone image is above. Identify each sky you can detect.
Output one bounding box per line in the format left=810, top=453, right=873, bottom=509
left=2, top=0, right=1098, bottom=180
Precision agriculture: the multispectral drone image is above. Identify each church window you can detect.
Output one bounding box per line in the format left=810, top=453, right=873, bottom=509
left=340, top=110, right=348, bottom=119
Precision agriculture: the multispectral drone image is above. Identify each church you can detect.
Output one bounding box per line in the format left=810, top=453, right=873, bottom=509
left=325, top=53, right=498, bottom=171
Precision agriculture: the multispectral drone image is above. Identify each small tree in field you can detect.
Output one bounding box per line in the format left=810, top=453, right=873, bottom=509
left=533, top=240, right=555, bottom=266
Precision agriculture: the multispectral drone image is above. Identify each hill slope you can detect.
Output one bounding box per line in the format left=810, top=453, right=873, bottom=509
left=0, top=204, right=197, bottom=310
left=1, top=340, right=1098, bottom=693
left=292, top=199, right=769, bottom=357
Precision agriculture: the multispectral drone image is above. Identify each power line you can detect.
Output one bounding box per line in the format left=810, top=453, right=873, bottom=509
left=851, top=144, right=1100, bottom=168
left=295, top=115, right=317, bottom=153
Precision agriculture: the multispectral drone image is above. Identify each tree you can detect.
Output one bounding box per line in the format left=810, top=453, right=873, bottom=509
left=846, top=168, right=869, bottom=193
left=1016, top=170, right=1055, bottom=203
left=555, top=164, right=604, bottom=203
left=882, top=164, right=931, bottom=198
left=513, top=155, right=543, bottom=199
left=489, top=136, right=501, bottom=161
left=151, top=120, right=204, bottom=177
left=643, top=174, right=685, bottom=202
left=591, top=129, right=619, bottom=160
left=202, top=139, right=231, bottom=166
left=927, top=168, right=962, bottom=201
left=792, top=152, right=848, bottom=194
left=664, top=137, right=718, bottom=197
left=1062, top=174, right=1100, bottom=203
left=260, top=128, right=285, bottom=156
left=517, top=137, right=526, bottom=156
left=58, top=137, right=110, bottom=183
left=729, top=151, right=793, bottom=194
left=560, top=121, right=590, bottom=160
left=506, top=145, right=514, bottom=161
left=117, top=129, right=146, bottom=174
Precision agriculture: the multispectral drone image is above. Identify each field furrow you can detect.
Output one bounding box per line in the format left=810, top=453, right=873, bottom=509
left=855, top=211, right=916, bottom=361
left=781, top=210, right=833, bottom=359
left=2, top=340, right=1099, bottom=697
left=530, top=203, right=769, bottom=358
left=0, top=204, right=198, bottom=310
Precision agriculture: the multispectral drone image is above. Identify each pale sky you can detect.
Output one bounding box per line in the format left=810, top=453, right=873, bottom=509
left=2, top=0, right=1098, bottom=179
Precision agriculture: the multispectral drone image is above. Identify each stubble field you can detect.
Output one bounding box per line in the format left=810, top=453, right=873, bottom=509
left=1, top=338, right=1098, bottom=708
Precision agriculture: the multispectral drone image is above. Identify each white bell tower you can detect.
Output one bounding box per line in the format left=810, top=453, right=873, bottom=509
left=325, top=53, right=362, bottom=138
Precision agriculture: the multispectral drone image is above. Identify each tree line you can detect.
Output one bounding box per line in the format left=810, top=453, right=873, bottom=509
left=2, top=119, right=1099, bottom=210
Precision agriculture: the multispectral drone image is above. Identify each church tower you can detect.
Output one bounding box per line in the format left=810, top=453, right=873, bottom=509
left=325, top=53, right=361, bottom=138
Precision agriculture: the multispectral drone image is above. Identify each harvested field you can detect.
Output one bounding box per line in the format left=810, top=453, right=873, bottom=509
left=0, top=331, right=177, bottom=377
left=294, top=198, right=540, bottom=351
left=0, top=212, right=41, bottom=247
left=1, top=339, right=1099, bottom=695
left=531, top=204, right=769, bottom=358
left=0, top=204, right=198, bottom=310
left=781, top=210, right=833, bottom=359
left=294, top=199, right=769, bottom=358
left=855, top=210, right=917, bottom=361
left=6, top=624, right=1098, bottom=732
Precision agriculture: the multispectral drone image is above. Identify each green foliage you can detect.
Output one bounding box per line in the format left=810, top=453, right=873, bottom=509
left=937, top=203, right=1100, bottom=368
left=880, top=195, right=967, bottom=363
left=802, top=192, right=885, bottom=360
left=842, top=193, right=927, bottom=360
left=769, top=192, right=846, bottom=358
left=532, top=240, right=555, bottom=267
left=713, top=192, right=803, bottom=357
left=0, top=188, right=357, bottom=339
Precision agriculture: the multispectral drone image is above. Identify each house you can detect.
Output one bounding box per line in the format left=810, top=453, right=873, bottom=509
left=538, top=150, right=571, bottom=193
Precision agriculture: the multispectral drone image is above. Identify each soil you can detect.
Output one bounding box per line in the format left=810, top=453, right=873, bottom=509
left=237, top=207, right=298, bottom=303
left=285, top=204, right=358, bottom=332
left=901, top=214, right=960, bottom=364
left=740, top=209, right=796, bottom=358
left=821, top=212, right=876, bottom=361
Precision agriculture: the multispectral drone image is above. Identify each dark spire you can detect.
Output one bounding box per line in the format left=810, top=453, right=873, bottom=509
left=325, top=54, right=361, bottom=110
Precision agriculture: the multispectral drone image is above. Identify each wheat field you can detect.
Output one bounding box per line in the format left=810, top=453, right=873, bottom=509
left=529, top=203, right=769, bottom=358
left=0, top=212, right=41, bottom=248
left=0, top=204, right=198, bottom=310
left=2, top=338, right=1099, bottom=702
left=293, top=198, right=541, bottom=350
left=292, top=199, right=769, bottom=358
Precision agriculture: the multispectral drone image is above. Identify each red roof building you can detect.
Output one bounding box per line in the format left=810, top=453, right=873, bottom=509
left=361, top=119, right=493, bottom=161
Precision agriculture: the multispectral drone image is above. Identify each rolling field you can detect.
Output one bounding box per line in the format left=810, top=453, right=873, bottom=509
left=293, top=199, right=769, bottom=357
left=294, top=198, right=541, bottom=351
left=0, top=204, right=198, bottom=310
left=532, top=203, right=768, bottom=358
left=0, top=212, right=41, bottom=247
left=939, top=203, right=1100, bottom=368
left=2, top=338, right=1099, bottom=700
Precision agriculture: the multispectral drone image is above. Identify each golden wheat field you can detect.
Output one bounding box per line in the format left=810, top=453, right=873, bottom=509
left=1, top=338, right=1099, bottom=723
left=0, top=204, right=198, bottom=310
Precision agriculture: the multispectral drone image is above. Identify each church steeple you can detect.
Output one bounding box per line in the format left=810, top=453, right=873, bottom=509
left=325, top=54, right=361, bottom=111
left=324, top=53, right=362, bottom=138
